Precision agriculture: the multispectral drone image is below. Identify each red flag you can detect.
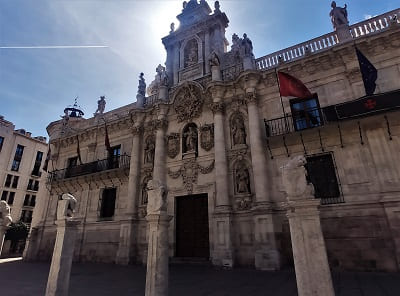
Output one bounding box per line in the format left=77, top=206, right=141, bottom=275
left=104, top=123, right=111, bottom=152
left=278, top=72, right=312, bottom=98
left=76, top=135, right=82, bottom=164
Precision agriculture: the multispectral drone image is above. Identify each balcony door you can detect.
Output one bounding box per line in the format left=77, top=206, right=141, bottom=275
left=290, top=96, right=323, bottom=131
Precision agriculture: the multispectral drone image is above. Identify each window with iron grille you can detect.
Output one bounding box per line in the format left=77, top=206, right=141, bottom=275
left=305, top=153, right=343, bottom=205
left=11, top=145, right=24, bottom=171
left=290, top=96, right=323, bottom=131
left=27, top=179, right=33, bottom=191
left=99, top=188, right=117, bottom=219
left=32, top=151, right=44, bottom=176
left=0, top=136, right=4, bottom=152
left=24, top=194, right=30, bottom=206
left=108, top=145, right=121, bottom=169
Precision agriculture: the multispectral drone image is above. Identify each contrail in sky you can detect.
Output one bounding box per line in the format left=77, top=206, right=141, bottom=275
left=0, top=45, right=108, bottom=49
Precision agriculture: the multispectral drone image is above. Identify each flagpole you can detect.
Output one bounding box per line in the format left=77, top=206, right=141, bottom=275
left=274, top=68, right=290, bottom=132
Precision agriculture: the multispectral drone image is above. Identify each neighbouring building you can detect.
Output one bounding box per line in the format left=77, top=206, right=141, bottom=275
left=0, top=115, right=48, bottom=255
left=25, top=1, right=400, bottom=272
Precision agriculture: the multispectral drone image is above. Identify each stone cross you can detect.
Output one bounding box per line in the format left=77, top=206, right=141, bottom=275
left=282, top=156, right=335, bottom=296
left=145, top=180, right=172, bottom=296
left=0, top=201, right=12, bottom=256
left=45, top=194, right=80, bottom=296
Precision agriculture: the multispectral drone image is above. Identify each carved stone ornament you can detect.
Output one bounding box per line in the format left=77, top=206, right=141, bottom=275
left=167, top=133, right=180, bottom=159
left=235, top=196, right=252, bottom=211
left=168, top=159, right=215, bottom=194
left=210, top=102, right=225, bottom=114
left=245, top=90, right=258, bottom=104
left=174, top=84, right=204, bottom=122
left=200, top=124, right=214, bottom=151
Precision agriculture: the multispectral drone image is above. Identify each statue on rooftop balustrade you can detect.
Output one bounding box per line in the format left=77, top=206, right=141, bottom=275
left=138, top=73, right=146, bottom=97
left=242, top=33, right=253, bottom=56
left=330, top=1, right=349, bottom=30
left=94, top=96, right=106, bottom=116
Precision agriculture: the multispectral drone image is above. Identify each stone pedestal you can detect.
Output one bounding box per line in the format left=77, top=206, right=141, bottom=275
left=158, top=86, right=169, bottom=102
left=45, top=219, right=80, bottom=296
left=136, top=94, right=145, bottom=108
left=0, top=225, right=7, bottom=255
left=287, top=199, right=334, bottom=296
left=336, top=24, right=352, bottom=43
left=211, top=65, right=222, bottom=81
left=243, top=56, right=255, bottom=70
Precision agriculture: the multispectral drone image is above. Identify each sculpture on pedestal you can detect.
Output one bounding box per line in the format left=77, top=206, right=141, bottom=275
left=231, top=113, right=247, bottom=146
left=93, top=96, right=106, bottom=116
left=330, top=1, right=349, bottom=30
left=183, top=124, right=198, bottom=154
left=144, top=136, right=155, bottom=164
left=235, top=162, right=250, bottom=194
left=282, top=155, right=314, bottom=200
left=0, top=201, right=12, bottom=227
left=137, top=73, right=146, bottom=97
left=57, top=193, right=77, bottom=220
left=146, top=180, right=167, bottom=215
left=242, top=33, right=254, bottom=56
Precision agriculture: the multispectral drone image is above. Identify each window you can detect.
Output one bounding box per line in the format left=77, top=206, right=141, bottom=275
left=11, top=145, right=24, bottom=171
left=67, top=157, right=78, bottom=168
left=24, top=195, right=30, bottom=206
left=108, top=145, right=121, bottom=169
left=5, top=174, right=12, bottom=187
left=32, top=151, right=44, bottom=176
left=12, top=176, right=19, bottom=189
left=100, top=188, right=117, bottom=219
left=306, top=153, right=343, bottom=205
left=0, top=136, right=4, bottom=152
left=20, top=210, right=33, bottom=223
left=30, top=195, right=36, bottom=207
left=27, top=179, right=33, bottom=191
left=1, top=191, right=7, bottom=201
left=290, top=96, right=323, bottom=131
left=8, top=192, right=15, bottom=205
left=33, top=180, right=39, bottom=191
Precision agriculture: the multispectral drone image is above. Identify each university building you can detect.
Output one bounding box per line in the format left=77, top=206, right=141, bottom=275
left=0, top=115, right=48, bottom=254
left=25, top=1, right=400, bottom=271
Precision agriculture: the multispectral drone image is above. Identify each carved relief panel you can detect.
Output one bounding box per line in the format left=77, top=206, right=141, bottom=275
left=200, top=124, right=214, bottom=151
left=184, top=39, right=199, bottom=68
left=167, top=133, right=180, bottom=159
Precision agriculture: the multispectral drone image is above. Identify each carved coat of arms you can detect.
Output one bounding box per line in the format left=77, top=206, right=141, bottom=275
left=174, top=84, right=204, bottom=122
left=200, top=124, right=214, bottom=151
left=167, top=133, right=180, bottom=159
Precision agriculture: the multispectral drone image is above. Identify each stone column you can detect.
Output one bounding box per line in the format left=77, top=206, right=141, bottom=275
left=116, top=124, right=143, bottom=265
left=204, top=31, right=211, bottom=74
left=145, top=180, right=172, bottom=296
left=282, top=156, right=334, bottom=296
left=244, top=86, right=281, bottom=270
left=173, top=45, right=180, bottom=85
left=153, top=107, right=168, bottom=185
left=210, top=85, right=234, bottom=267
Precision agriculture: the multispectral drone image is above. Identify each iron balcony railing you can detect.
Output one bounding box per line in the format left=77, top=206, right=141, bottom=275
left=48, top=155, right=130, bottom=183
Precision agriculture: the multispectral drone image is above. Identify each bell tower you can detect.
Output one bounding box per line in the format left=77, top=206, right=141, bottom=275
left=162, top=0, right=229, bottom=85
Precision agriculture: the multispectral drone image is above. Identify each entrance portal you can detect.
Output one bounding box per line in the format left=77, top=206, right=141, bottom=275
left=175, top=194, right=210, bottom=258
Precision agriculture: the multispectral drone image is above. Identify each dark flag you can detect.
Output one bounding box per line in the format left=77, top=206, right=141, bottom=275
left=76, top=135, right=83, bottom=165
left=277, top=72, right=312, bottom=98
left=356, top=48, right=378, bottom=96
left=42, top=146, right=51, bottom=172
left=104, top=123, right=112, bottom=153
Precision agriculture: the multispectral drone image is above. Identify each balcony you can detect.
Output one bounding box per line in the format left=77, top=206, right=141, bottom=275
left=47, top=155, right=130, bottom=183
left=265, top=89, right=400, bottom=137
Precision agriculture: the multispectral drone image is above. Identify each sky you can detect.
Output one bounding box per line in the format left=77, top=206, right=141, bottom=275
left=0, top=0, right=398, bottom=138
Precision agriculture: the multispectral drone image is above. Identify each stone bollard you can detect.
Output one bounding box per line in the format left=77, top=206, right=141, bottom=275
left=45, top=194, right=80, bottom=296
left=282, top=156, right=335, bottom=296
left=0, top=201, right=12, bottom=256
left=145, top=180, right=172, bottom=296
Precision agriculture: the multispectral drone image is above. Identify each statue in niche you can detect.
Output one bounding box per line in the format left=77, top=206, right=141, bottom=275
left=141, top=179, right=150, bottom=205
left=183, top=124, right=198, bottom=153
left=330, top=1, right=349, bottom=30
left=185, top=39, right=198, bottom=67
left=94, top=96, right=106, bottom=116
left=137, top=73, right=146, bottom=97
left=144, top=136, right=155, bottom=164
left=242, top=33, right=253, bottom=56
left=231, top=114, right=246, bottom=145
left=235, top=163, right=250, bottom=194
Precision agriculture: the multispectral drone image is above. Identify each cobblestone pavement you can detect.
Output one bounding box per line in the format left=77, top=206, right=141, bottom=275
left=1, top=258, right=399, bottom=296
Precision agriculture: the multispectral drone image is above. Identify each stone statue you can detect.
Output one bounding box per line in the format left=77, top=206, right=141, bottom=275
left=232, top=115, right=246, bottom=145
left=170, top=22, right=175, bottom=33
left=236, top=164, right=250, bottom=194
left=330, top=1, right=349, bottom=30
left=184, top=126, right=198, bottom=153
left=231, top=33, right=241, bottom=52
left=209, top=51, right=220, bottom=67
left=145, top=137, right=155, bottom=164
left=156, top=64, right=169, bottom=86
left=183, top=1, right=187, bottom=9
left=146, top=179, right=168, bottom=215
left=242, top=33, right=253, bottom=56
left=94, top=96, right=106, bottom=116
left=142, top=180, right=149, bottom=205
left=214, top=1, right=221, bottom=13
left=282, top=156, right=314, bottom=200
left=138, top=73, right=146, bottom=97
left=57, top=193, right=77, bottom=220
left=0, top=200, right=12, bottom=227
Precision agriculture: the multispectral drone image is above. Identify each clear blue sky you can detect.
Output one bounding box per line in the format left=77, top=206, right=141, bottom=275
left=0, top=0, right=398, bottom=138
